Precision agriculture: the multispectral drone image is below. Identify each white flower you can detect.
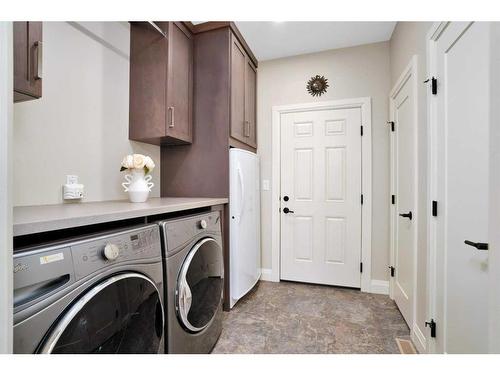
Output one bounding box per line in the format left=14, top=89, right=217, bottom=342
left=121, top=155, right=134, bottom=169
left=132, top=154, right=145, bottom=169
left=144, top=156, right=155, bottom=171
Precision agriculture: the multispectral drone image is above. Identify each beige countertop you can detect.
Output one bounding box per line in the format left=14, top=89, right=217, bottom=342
left=14, top=197, right=228, bottom=236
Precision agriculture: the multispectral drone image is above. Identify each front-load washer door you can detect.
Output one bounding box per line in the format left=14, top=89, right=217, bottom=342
left=38, top=273, right=164, bottom=354
left=176, top=237, right=223, bottom=332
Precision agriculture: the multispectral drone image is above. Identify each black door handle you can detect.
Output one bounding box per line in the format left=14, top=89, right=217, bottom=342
left=283, top=207, right=294, bottom=214
left=399, top=211, right=412, bottom=220
left=464, top=240, right=489, bottom=250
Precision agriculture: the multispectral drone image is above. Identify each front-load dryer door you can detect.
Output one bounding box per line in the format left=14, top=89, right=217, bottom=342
left=176, top=237, right=223, bottom=332
left=38, top=273, right=164, bottom=354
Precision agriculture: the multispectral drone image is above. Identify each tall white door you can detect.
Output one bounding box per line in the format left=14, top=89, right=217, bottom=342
left=280, top=108, right=362, bottom=287
left=390, top=60, right=417, bottom=328
left=433, top=22, right=490, bottom=353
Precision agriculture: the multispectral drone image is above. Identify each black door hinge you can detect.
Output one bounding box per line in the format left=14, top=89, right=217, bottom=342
left=360, top=262, right=363, bottom=273
left=361, top=194, right=364, bottom=205
left=425, top=319, right=437, bottom=338
left=389, top=266, right=395, bottom=277
left=424, top=77, right=438, bottom=95
left=391, top=195, right=395, bottom=205
left=387, top=121, right=395, bottom=132
left=432, top=200, right=438, bottom=217
left=360, top=126, right=364, bottom=136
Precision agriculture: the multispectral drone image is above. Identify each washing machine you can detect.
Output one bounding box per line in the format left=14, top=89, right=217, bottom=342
left=158, top=211, right=224, bottom=353
left=13, top=224, right=165, bottom=354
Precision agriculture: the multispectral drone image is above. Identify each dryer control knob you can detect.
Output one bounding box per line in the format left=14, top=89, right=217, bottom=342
left=199, top=219, right=208, bottom=229
left=103, top=243, right=120, bottom=261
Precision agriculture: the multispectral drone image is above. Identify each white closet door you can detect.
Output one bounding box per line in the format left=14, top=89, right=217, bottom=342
left=434, top=22, right=490, bottom=353
left=390, top=59, right=417, bottom=328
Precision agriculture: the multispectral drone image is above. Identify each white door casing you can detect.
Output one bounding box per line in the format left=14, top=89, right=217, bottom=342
left=270, top=99, right=372, bottom=292
left=428, top=22, right=490, bottom=354
left=280, top=107, right=362, bottom=287
left=389, top=56, right=418, bottom=329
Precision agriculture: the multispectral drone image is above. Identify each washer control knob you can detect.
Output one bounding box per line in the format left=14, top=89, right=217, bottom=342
left=199, top=219, right=208, bottom=229
left=103, top=243, right=120, bottom=261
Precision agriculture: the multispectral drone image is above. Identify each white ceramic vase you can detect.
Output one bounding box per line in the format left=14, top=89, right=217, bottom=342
left=122, top=168, right=154, bottom=203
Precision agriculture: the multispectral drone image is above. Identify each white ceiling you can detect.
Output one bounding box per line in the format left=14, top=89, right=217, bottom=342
left=234, top=22, right=396, bottom=61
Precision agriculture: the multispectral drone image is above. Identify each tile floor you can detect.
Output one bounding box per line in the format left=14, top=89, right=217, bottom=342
left=212, top=281, right=410, bottom=354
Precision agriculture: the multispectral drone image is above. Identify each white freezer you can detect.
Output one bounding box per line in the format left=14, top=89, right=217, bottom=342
left=229, top=148, right=261, bottom=308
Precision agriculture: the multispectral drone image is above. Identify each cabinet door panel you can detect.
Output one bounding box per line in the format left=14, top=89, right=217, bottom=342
left=245, top=59, right=257, bottom=148
left=230, top=36, right=246, bottom=143
left=129, top=22, right=168, bottom=142
left=14, top=21, right=42, bottom=102
left=166, top=22, right=193, bottom=143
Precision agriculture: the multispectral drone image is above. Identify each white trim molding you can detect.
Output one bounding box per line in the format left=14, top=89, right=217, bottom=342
left=271, top=97, right=373, bottom=292
left=412, top=322, right=427, bottom=354
left=0, top=22, right=13, bottom=354
left=259, top=268, right=276, bottom=282
left=370, top=280, right=389, bottom=295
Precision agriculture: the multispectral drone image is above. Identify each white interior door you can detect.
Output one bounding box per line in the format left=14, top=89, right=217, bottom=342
left=390, top=59, right=417, bottom=328
left=280, top=107, right=362, bottom=287
left=432, top=22, right=490, bottom=353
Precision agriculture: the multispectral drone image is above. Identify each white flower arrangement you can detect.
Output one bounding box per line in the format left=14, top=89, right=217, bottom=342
left=120, top=154, right=155, bottom=174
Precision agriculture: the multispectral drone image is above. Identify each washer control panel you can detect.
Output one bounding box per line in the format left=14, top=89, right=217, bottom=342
left=72, top=225, right=161, bottom=281
left=161, top=212, right=221, bottom=254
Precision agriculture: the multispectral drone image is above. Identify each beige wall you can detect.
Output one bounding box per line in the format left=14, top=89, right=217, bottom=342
left=389, top=21, right=432, bottom=343
left=13, top=22, right=160, bottom=207
left=257, top=41, right=391, bottom=281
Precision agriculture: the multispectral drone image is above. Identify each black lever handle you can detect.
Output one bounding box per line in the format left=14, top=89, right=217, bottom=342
left=399, top=211, right=412, bottom=220
left=283, top=207, right=294, bottom=214
left=464, top=240, right=489, bottom=250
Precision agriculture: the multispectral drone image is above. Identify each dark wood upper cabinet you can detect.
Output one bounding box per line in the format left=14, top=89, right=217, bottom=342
left=230, top=34, right=257, bottom=149
left=129, top=22, right=193, bottom=145
left=14, top=22, right=43, bottom=103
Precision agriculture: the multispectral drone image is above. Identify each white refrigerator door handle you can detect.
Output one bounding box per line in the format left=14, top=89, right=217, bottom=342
left=237, top=166, right=245, bottom=223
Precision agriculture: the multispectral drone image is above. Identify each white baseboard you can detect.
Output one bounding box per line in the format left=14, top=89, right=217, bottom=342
left=260, top=268, right=279, bottom=282
left=370, top=279, right=389, bottom=295
left=411, top=323, right=427, bottom=353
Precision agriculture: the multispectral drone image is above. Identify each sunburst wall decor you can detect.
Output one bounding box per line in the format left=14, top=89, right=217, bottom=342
left=306, top=75, right=329, bottom=97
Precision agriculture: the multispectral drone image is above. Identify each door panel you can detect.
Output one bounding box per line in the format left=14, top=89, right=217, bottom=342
left=14, top=21, right=42, bottom=102
left=245, top=60, right=257, bottom=147
left=166, top=22, right=193, bottom=143
left=229, top=149, right=261, bottom=307
left=280, top=108, right=362, bottom=287
left=230, top=36, right=246, bottom=143
left=391, top=71, right=416, bottom=327
left=434, top=22, right=489, bottom=353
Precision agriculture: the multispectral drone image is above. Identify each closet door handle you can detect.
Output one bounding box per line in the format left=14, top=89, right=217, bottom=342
left=283, top=207, right=294, bottom=214
left=399, top=211, right=412, bottom=220
left=168, top=107, right=175, bottom=128
left=464, top=240, right=489, bottom=250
